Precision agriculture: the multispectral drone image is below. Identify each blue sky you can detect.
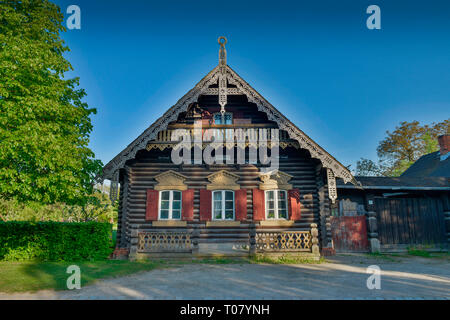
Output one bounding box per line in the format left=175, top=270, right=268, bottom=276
left=53, top=0, right=450, bottom=172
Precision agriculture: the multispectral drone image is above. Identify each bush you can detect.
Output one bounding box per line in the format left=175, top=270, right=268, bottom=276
left=0, top=221, right=113, bottom=261
left=0, top=191, right=117, bottom=223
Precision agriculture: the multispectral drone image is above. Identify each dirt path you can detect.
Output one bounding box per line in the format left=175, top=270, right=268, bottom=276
left=1, top=254, right=449, bottom=300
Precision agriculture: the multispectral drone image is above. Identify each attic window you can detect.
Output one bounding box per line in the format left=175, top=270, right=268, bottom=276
left=214, top=112, right=232, bottom=125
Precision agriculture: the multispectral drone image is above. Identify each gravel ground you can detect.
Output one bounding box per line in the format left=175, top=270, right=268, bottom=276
left=1, top=254, right=449, bottom=300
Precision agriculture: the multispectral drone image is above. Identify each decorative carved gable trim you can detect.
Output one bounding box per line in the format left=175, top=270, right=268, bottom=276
left=206, top=170, right=240, bottom=191
left=102, top=63, right=356, bottom=185
left=154, top=170, right=188, bottom=191
left=259, top=170, right=293, bottom=190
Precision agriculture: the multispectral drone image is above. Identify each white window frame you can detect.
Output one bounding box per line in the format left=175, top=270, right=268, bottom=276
left=158, top=190, right=182, bottom=220
left=212, top=190, right=235, bottom=220
left=265, top=190, right=288, bottom=220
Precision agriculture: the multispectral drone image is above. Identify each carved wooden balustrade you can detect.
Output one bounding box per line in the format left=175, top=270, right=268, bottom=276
left=137, top=232, right=193, bottom=253
left=250, top=224, right=320, bottom=254
left=146, top=127, right=300, bottom=151
left=155, top=127, right=290, bottom=142
left=255, top=231, right=311, bottom=252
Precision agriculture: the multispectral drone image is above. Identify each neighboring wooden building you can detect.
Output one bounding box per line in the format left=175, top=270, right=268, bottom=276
left=102, top=38, right=356, bottom=259
left=334, top=136, right=450, bottom=253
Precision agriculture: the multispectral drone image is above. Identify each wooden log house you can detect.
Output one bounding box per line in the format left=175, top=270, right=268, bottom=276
left=102, top=37, right=356, bottom=259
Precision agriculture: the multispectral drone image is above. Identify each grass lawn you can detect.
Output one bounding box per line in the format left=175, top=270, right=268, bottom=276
left=0, top=260, right=163, bottom=293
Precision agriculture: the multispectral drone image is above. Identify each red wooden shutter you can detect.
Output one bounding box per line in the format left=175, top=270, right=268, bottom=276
left=288, top=189, right=301, bottom=220
left=182, top=189, right=194, bottom=221
left=252, top=188, right=265, bottom=221
left=235, top=189, right=247, bottom=221
left=199, top=189, right=212, bottom=221
left=146, top=190, right=159, bottom=221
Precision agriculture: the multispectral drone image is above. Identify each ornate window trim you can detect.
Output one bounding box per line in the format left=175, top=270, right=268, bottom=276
left=154, top=170, right=188, bottom=191
left=259, top=171, right=293, bottom=191
left=206, top=170, right=240, bottom=191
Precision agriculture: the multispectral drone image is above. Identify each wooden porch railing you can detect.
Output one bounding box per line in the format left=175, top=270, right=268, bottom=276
left=250, top=223, right=320, bottom=254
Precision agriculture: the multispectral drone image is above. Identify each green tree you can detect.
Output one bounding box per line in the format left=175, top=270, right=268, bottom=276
left=356, top=120, right=449, bottom=177
left=0, top=0, right=102, bottom=205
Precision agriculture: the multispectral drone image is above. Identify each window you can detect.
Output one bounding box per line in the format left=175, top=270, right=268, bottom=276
left=214, top=112, right=232, bottom=125
left=159, top=190, right=182, bottom=219
left=265, top=190, right=288, bottom=219
left=212, top=190, right=234, bottom=220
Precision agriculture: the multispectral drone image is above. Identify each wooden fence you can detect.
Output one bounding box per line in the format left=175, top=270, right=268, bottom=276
left=375, top=197, right=447, bottom=248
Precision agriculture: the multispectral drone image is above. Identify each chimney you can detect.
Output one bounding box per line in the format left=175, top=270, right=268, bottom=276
left=438, top=134, right=450, bottom=161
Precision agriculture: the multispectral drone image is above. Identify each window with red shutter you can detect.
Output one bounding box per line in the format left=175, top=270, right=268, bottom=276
left=159, top=190, right=182, bottom=219
left=265, top=190, right=288, bottom=219
left=146, top=189, right=159, bottom=221
left=211, top=190, right=235, bottom=220
left=288, top=189, right=301, bottom=221
left=252, top=188, right=265, bottom=221
left=235, top=189, right=247, bottom=221
left=199, top=189, right=212, bottom=221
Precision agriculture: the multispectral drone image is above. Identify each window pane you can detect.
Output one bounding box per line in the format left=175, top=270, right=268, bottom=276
left=214, top=210, right=222, bottom=219
left=172, top=210, right=181, bottom=219
left=173, top=191, right=181, bottom=201
left=160, top=210, right=169, bottom=219
left=213, top=192, right=222, bottom=201
left=278, top=199, right=286, bottom=209
left=278, top=191, right=286, bottom=200
left=224, top=114, right=232, bottom=124
left=267, top=191, right=274, bottom=200
left=214, top=201, right=222, bottom=210
left=161, top=200, right=170, bottom=210
left=173, top=201, right=181, bottom=210
left=214, top=114, right=222, bottom=124
left=267, top=210, right=275, bottom=219
left=161, top=191, right=170, bottom=201
left=225, top=191, right=233, bottom=201
left=267, top=201, right=274, bottom=210
left=225, top=201, right=233, bottom=210
left=279, top=209, right=287, bottom=219
left=225, top=210, right=234, bottom=219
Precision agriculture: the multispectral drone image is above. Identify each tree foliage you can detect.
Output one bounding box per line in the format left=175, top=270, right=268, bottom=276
left=0, top=189, right=117, bottom=223
left=356, top=120, right=449, bottom=177
left=0, top=0, right=102, bottom=205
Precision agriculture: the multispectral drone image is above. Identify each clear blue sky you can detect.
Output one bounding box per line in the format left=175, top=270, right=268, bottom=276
left=53, top=0, right=450, bottom=173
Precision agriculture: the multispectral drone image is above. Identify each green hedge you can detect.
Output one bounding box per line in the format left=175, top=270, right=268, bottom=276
left=0, top=221, right=113, bottom=261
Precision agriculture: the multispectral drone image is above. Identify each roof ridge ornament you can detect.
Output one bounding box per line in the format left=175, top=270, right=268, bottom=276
left=217, top=36, right=228, bottom=118
left=218, top=36, right=227, bottom=66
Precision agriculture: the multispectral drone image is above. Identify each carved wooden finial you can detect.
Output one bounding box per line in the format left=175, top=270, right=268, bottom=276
left=217, top=36, right=228, bottom=115
left=218, top=36, right=227, bottom=66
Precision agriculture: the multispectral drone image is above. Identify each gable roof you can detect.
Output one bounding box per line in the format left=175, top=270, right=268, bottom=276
left=401, top=151, right=450, bottom=178
left=102, top=62, right=356, bottom=185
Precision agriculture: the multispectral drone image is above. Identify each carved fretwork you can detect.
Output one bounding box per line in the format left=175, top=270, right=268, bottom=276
left=154, top=170, right=188, bottom=191
left=259, top=171, right=293, bottom=190
left=327, top=168, right=337, bottom=204
left=206, top=170, right=240, bottom=190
